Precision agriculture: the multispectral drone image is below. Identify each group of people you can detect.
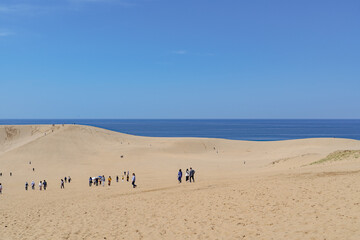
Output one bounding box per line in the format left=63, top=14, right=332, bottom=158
left=177, top=167, right=195, bottom=183
left=0, top=166, right=198, bottom=195
left=89, top=175, right=106, bottom=187
left=23, top=176, right=71, bottom=191
left=89, top=171, right=137, bottom=188
left=60, top=176, right=71, bottom=189
left=25, top=180, right=48, bottom=191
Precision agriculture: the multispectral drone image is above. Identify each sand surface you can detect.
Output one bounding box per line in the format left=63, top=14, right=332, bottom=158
left=1, top=124, right=360, bottom=240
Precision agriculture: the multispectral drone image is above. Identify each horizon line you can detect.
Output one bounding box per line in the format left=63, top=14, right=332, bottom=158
left=1, top=118, right=360, bottom=120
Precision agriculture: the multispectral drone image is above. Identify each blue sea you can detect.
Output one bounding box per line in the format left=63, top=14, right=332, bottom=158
left=1, top=119, right=360, bottom=141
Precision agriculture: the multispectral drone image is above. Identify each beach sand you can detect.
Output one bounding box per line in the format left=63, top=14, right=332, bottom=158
left=1, top=124, right=360, bottom=239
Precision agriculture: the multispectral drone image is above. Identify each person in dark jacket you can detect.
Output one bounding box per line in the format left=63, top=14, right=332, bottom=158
left=178, top=169, right=183, bottom=183
left=132, top=173, right=137, bottom=188
left=189, top=167, right=195, bottom=183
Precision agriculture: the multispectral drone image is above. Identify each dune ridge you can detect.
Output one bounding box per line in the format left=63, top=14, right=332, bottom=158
left=1, top=124, right=360, bottom=239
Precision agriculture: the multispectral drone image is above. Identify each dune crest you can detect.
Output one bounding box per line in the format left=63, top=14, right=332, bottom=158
left=0, top=125, right=63, bottom=155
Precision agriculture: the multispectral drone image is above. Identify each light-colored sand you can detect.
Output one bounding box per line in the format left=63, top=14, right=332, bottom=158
left=0, top=124, right=360, bottom=240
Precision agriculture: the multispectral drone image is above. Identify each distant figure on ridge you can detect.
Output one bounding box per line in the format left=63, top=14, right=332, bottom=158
left=178, top=169, right=183, bottom=183
left=132, top=173, right=137, bottom=188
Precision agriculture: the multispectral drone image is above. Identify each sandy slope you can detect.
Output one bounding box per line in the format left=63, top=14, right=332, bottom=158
left=0, top=124, right=360, bottom=240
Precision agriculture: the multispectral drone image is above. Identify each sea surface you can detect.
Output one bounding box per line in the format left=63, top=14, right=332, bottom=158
left=1, top=119, right=360, bottom=141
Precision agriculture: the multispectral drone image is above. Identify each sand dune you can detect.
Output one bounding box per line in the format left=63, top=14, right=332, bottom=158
left=1, top=124, right=360, bottom=239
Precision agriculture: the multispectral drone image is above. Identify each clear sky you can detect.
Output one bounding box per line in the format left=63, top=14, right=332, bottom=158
left=0, top=0, right=359, bottom=119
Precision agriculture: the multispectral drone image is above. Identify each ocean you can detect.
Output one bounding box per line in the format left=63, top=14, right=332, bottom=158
left=1, top=119, right=360, bottom=141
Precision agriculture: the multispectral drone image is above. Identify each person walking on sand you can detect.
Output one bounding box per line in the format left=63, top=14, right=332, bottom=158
left=189, top=167, right=195, bottom=183
left=64, top=177, right=67, bottom=183
left=31, top=180, right=35, bottom=190
left=178, top=169, right=183, bottom=183
left=185, top=169, right=190, bottom=182
left=25, top=182, right=29, bottom=191
left=126, top=173, right=129, bottom=182
left=116, top=176, right=119, bottom=182
left=132, top=173, right=137, bottom=188
left=122, top=175, right=124, bottom=181
left=43, top=180, right=47, bottom=190
left=0, top=183, right=2, bottom=194
left=89, top=177, right=92, bottom=187
left=61, top=179, right=65, bottom=189
left=102, top=175, right=105, bottom=187
left=108, top=176, right=112, bottom=186
left=68, top=176, right=71, bottom=183
left=39, top=181, right=42, bottom=191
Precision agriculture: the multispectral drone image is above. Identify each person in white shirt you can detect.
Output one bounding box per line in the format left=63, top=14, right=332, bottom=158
left=132, top=173, right=137, bottom=188
left=39, top=181, right=42, bottom=191
left=185, top=169, right=190, bottom=182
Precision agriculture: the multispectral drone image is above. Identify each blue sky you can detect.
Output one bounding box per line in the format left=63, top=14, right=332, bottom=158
left=0, top=0, right=359, bottom=119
